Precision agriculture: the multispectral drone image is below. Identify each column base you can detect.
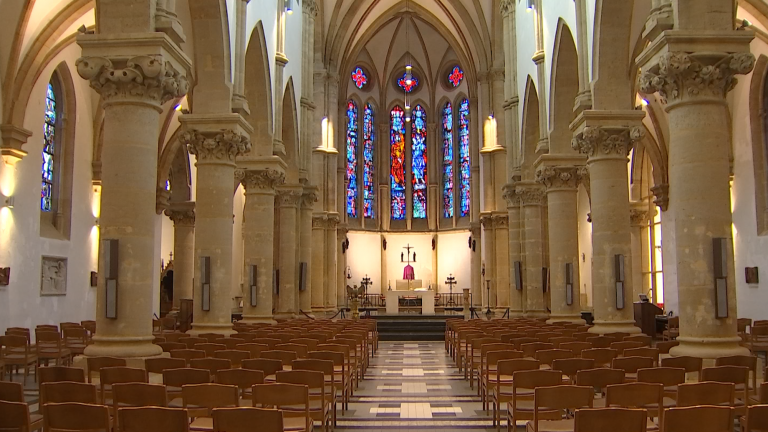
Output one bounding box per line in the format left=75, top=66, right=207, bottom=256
left=588, top=320, right=642, bottom=335
left=83, top=336, right=163, bottom=358
left=240, top=315, right=277, bottom=325
left=547, top=314, right=586, bottom=325
left=273, top=312, right=298, bottom=322
left=509, top=309, right=525, bottom=318
left=299, top=312, right=316, bottom=319
left=670, top=336, right=750, bottom=359
left=187, top=323, right=236, bottom=336
left=523, top=310, right=550, bottom=319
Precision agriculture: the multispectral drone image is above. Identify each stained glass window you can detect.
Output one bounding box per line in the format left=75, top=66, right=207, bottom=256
left=363, top=103, right=375, bottom=218
left=448, top=66, right=464, bottom=87
left=351, top=67, right=368, bottom=89
left=390, top=106, right=406, bottom=220
left=346, top=100, right=358, bottom=217
left=42, top=82, right=57, bottom=212
left=412, top=105, right=427, bottom=219
left=442, top=102, right=454, bottom=218
left=459, top=98, right=471, bottom=217
left=397, top=72, right=419, bottom=93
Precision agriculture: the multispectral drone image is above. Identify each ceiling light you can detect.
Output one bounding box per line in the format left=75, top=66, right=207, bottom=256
left=285, top=0, right=294, bottom=14
left=527, top=0, right=534, bottom=11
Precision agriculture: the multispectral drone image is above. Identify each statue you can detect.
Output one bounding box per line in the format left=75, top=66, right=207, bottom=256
left=346, top=284, right=365, bottom=319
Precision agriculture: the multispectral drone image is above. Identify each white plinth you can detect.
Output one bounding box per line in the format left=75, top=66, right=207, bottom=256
left=385, top=290, right=435, bottom=315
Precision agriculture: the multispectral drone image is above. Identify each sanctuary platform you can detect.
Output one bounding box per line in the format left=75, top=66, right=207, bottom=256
left=372, top=314, right=457, bottom=341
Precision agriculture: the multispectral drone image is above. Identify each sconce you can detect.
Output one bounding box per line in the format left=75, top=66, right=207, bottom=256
left=94, top=218, right=100, bottom=226
left=1, top=193, right=14, bottom=209
left=481, top=262, right=486, bottom=278
left=432, top=238, right=436, bottom=250
left=285, top=0, right=294, bottom=14
left=90, top=271, right=98, bottom=287
left=0, top=267, right=10, bottom=285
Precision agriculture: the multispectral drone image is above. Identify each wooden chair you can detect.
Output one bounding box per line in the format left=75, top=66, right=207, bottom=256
left=193, top=344, right=227, bottom=358
left=85, top=356, right=126, bottom=383
left=743, top=404, right=768, bottom=432
left=40, top=382, right=99, bottom=405
left=213, top=350, right=251, bottom=368
left=738, top=318, right=753, bottom=342
left=170, top=349, right=207, bottom=366
left=750, top=326, right=768, bottom=361
left=277, top=370, right=333, bottom=432
left=308, top=350, right=350, bottom=412
left=654, top=341, right=679, bottom=356
left=291, top=359, right=338, bottom=426
left=585, top=337, right=613, bottom=349
left=189, top=358, right=232, bottom=377
left=0, top=399, right=43, bottom=432
left=534, top=349, right=572, bottom=369
left=215, top=368, right=264, bottom=402
left=290, top=339, right=319, bottom=352
left=508, top=370, right=563, bottom=432
left=234, top=343, right=269, bottom=359
left=662, top=317, right=679, bottom=341
left=35, top=330, right=71, bottom=366
left=575, top=368, right=626, bottom=408
left=0, top=335, right=38, bottom=382
left=611, top=357, right=654, bottom=381
left=99, top=367, right=149, bottom=404
left=662, top=406, right=733, bottom=432
left=526, top=385, right=593, bottom=432
left=702, top=365, right=750, bottom=415
left=199, top=334, right=225, bottom=342
left=251, top=339, right=282, bottom=350
left=118, top=406, right=189, bottom=432
left=549, top=337, right=578, bottom=348
left=582, top=348, right=619, bottom=368
left=560, top=342, right=593, bottom=358
left=636, top=367, right=685, bottom=403
left=676, top=381, right=735, bottom=408
left=145, top=358, right=187, bottom=375
left=112, top=382, right=168, bottom=408
left=212, top=407, right=283, bottom=432
left=242, top=359, right=284, bottom=382
left=623, top=334, right=652, bottom=347
left=610, top=341, right=645, bottom=356
left=163, top=368, right=212, bottom=404
left=490, top=358, right=541, bottom=427
left=623, top=348, right=660, bottom=366
left=39, top=365, right=86, bottom=384
left=605, top=382, right=664, bottom=429
left=0, top=381, right=25, bottom=403
left=252, top=383, right=312, bottom=432
left=552, top=358, right=595, bottom=384
left=43, top=402, right=111, bottom=432
left=159, top=342, right=187, bottom=353
left=573, top=407, right=648, bottom=432
left=163, top=333, right=186, bottom=343
left=521, top=342, right=555, bottom=359
left=62, top=327, right=89, bottom=357
left=261, top=350, right=298, bottom=368
left=660, top=356, right=702, bottom=381
left=182, top=383, right=239, bottom=430
left=179, top=337, right=207, bottom=349
left=715, top=355, right=758, bottom=397
left=482, top=350, right=524, bottom=410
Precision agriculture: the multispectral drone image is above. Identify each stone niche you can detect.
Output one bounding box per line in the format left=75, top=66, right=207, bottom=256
left=41, top=256, right=67, bottom=296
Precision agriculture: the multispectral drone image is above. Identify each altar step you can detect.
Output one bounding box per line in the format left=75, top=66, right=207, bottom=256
left=372, top=314, right=458, bottom=341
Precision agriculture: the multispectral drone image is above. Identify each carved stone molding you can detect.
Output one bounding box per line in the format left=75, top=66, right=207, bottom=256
left=302, top=0, right=318, bottom=17
left=651, top=183, right=669, bottom=212
left=156, top=187, right=170, bottom=214
left=629, top=208, right=650, bottom=227
left=301, top=189, right=318, bottom=208
left=572, top=126, right=644, bottom=158
left=480, top=214, right=493, bottom=229
left=327, top=214, right=341, bottom=229
left=493, top=214, right=509, bottom=228
left=502, top=183, right=521, bottom=207
left=500, top=0, right=514, bottom=16
left=238, top=168, right=285, bottom=191
left=490, top=68, right=505, bottom=82
left=535, top=166, right=583, bottom=190
left=277, top=189, right=302, bottom=207
left=75, top=55, right=188, bottom=105
left=639, top=52, right=755, bottom=104
left=312, top=216, right=326, bottom=228
left=516, top=187, right=546, bottom=206
left=182, top=129, right=251, bottom=162
left=165, top=208, right=195, bottom=226
left=577, top=166, right=590, bottom=194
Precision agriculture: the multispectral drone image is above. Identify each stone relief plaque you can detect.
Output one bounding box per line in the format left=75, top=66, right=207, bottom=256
left=41, top=256, right=67, bottom=296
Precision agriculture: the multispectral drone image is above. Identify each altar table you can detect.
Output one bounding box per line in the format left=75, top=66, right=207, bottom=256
left=385, top=290, right=435, bottom=315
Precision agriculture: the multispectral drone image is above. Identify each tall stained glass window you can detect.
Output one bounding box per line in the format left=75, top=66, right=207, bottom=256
left=458, top=98, right=471, bottom=217
left=346, top=100, right=358, bottom=217
left=362, top=103, right=375, bottom=218
left=412, top=105, right=427, bottom=219
left=390, top=106, right=406, bottom=220
left=42, top=82, right=57, bottom=212
left=442, top=102, right=454, bottom=218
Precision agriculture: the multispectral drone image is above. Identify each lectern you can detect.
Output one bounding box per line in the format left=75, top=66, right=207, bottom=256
left=634, top=301, right=664, bottom=337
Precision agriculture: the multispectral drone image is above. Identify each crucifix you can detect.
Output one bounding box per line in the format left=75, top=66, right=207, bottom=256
left=401, top=243, right=417, bottom=290
left=361, top=275, right=372, bottom=306
left=445, top=274, right=457, bottom=306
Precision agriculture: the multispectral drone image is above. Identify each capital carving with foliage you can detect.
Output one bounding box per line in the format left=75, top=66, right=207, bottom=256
left=535, top=166, right=583, bottom=190
left=327, top=214, right=341, bottom=229
left=165, top=208, right=195, bottom=226
left=277, top=189, right=302, bottom=207
left=499, top=0, right=514, bottom=16
left=238, top=169, right=285, bottom=191
left=516, top=186, right=546, bottom=206
left=301, top=189, right=319, bottom=208
left=629, top=208, right=650, bottom=226
left=183, top=129, right=251, bottom=162
left=640, top=52, right=755, bottom=104
left=572, top=126, right=644, bottom=158
left=303, top=0, right=319, bottom=17
left=76, top=55, right=188, bottom=105
left=502, top=183, right=521, bottom=207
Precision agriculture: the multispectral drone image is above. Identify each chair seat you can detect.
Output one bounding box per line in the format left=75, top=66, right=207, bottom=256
left=526, top=419, right=575, bottom=432
left=190, top=417, right=213, bottom=431
left=283, top=416, right=309, bottom=432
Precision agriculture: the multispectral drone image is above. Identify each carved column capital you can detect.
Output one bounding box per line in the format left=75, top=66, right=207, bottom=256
left=534, top=165, right=583, bottom=190
left=640, top=52, right=755, bottom=104
left=301, top=188, right=319, bottom=208
left=182, top=129, right=251, bottom=162
left=165, top=208, right=196, bottom=226
left=238, top=168, right=285, bottom=191
left=480, top=214, right=494, bottom=229
left=277, top=188, right=302, bottom=207
left=327, top=214, right=341, bottom=229
left=500, top=0, right=515, bottom=17
left=75, top=55, right=189, bottom=105
left=651, top=183, right=669, bottom=212
left=492, top=214, right=509, bottom=228
left=516, top=186, right=546, bottom=206
left=572, top=126, right=644, bottom=159
left=312, top=215, right=327, bottom=228
left=302, top=0, right=319, bottom=17
left=629, top=208, right=650, bottom=227
left=502, top=183, right=521, bottom=208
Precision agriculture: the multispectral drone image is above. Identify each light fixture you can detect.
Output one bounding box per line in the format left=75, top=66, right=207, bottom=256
left=527, top=0, right=534, bottom=11
left=174, top=104, right=182, bottom=111
left=640, top=99, right=649, bottom=106
left=285, top=0, right=294, bottom=14
left=488, top=112, right=494, bottom=120
left=0, top=193, right=13, bottom=209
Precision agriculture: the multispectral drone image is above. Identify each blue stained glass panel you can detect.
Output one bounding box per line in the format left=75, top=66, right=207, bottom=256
left=442, top=102, right=454, bottom=218
left=412, top=105, right=427, bottom=219
left=41, top=82, right=56, bottom=212
left=363, top=104, right=375, bottom=218
left=390, top=106, right=406, bottom=220
left=346, top=100, right=358, bottom=218
left=459, top=98, right=471, bottom=217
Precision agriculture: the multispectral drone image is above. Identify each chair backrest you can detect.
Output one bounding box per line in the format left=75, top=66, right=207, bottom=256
left=251, top=338, right=281, bottom=349
left=662, top=406, right=733, bottom=432
left=193, top=343, right=227, bottom=357
left=486, top=350, right=524, bottom=368
left=0, top=335, right=29, bottom=353
left=289, top=339, right=319, bottom=352
left=213, top=350, right=252, bottom=366
left=291, top=359, right=334, bottom=376
left=610, top=341, right=645, bottom=355
left=43, top=402, right=111, bottom=432
left=521, top=342, right=555, bottom=358
left=179, top=337, right=206, bottom=349
left=560, top=341, right=593, bottom=357
left=660, top=356, right=702, bottom=375
left=242, top=358, right=284, bottom=377
left=112, top=383, right=168, bottom=408
left=582, top=348, right=619, bottom=367
left=605, top=382, right=663, bottom=409
left=39, top=366, right=86, bottom=385
left=199, top=333, right=225, bottom=342
left=552, top=358, right=596, bottom=379
left=85, top=356, right=127, bottom=382
left=158, top=342, right=187, bottom=353
left=761, top=382, right=768, bottom=404
left=100, top=367, right=148, bottom=386
left=744, top=405, right=768, bottom=432
left=534, top=385, right=593, bottom=417
left=575, top=368, right=626, bottom=393
left=0, top=382, right=23, bottom=402
left=307, top=350, right=345, bottom=367
left=585, top=336, right=613, bottom=349
left=611, top=357, right=654, bottom=373
left=636, top=367, right=685, bottom=387
left=623, top=334, right=652, bottom=346
left=496, top=358, right=541, bottom=377
left=189, top=358, right=232, bottom=376
left=118, top=407, right=189, bottom=432
left=676, top=382, right=735, bottom=407
left=41, top=382, right=99, bottom=405
left=145, top=358, right=187, bottom=374
left=573, top=407, right=648, bottom=432
left=534, top=349, right=572, bottom=366
left=181, top=383, right=239, bottom=413
left=701, top=365, right=749, bottom=388
left=252, top=383, right=309, bottom=419
left=212, top=407, right=284, bottom=432
left=275, top=370, right=325, bottom=395
left=216, top=368, right=265, bottom=391
left=512, top=370, right=563, bottom=392
left=162, top=368, right=211, bottom=387
left=261, top=350, right=298, bottom=366
left=235, top=343, right=270, bottom=359
left=622, top=348, right=659, bottom=364
left=0, top=400, right=32, bottom=431
left=655, top=340, right=679, bottom=355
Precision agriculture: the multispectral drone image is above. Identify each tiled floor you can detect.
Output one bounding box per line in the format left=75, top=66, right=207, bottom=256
left=340, top=341, right=497, bottom=431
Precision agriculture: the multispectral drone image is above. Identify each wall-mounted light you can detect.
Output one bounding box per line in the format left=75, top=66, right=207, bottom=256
left=285, top=0, right=294, bottom=14
left=0, top=193, right=14, bottom=209
left=94, top=217, right=100, bottom=226
left=640, top=99, right=649, bottom=106
left=174, top=104, right=182, bottom=111
left=488, top=112, right=494, bottom=120
left=527, top=0, right=535, bottom=11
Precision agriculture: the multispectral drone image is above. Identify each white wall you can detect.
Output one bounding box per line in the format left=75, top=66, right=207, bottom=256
left=577, top=185, right=592, bottom=308
left=436, top=231, right=472, bottom=294
left=346, top=231, right=382, bottom=293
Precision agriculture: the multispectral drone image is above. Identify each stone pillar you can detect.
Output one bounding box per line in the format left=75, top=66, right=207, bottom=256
left=572, top=124, right=642, bottom=334
left=325, top=215, right=339, bottom=311
left=517, top=183, right=548, bottom=318
left=494, top=214, right=510, bottom=309
left=640, top=50, right=754, bottom=357
left=231, top=0, right=250, bottom=114
left=536, top=164, right=586, bottom=324
left=311, top=216, right=326, bottom=312
left=299, top=187, right=318, bottom=315
left=239, top=168, right=285, bottom=323
left=275, top=186, right=302, bottom=320
left=76, top=45, right=189, bottom=357
left=165, top=203, right=195, bottom=310
left=629, top=203, right=651, bottom=301
left=470, top=222, right=482, bottom=307
left=182, top=125, right=252, bottom=335
left=573, top=0, right=592, bottom=111
left=480, top=214, right=495, bottom=309
left=531, top=0, right=548, bottom=152
left=503, top=184, right=524, bottom=316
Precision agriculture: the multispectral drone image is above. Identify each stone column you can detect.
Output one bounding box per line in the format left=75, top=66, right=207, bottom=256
left=517, top=183, right=548, bottom=318
left=640, top=50, right=754, bottom=357
left=299, top=187, right=318, bottom=315
left=275, top=186, right=302, bottom=320
left=165, top=203, right=195, bottom=310
left=572, top=124, right=642, bottom=334
left=239, top=168, right=285, bottom=323
left=311, top=216, right=326, bottom=313
left=470, top=222, right=482, bottom=307
left=503, top=184, right=524, bottom=316
left=231, top=0, right=250, bottom=114
left=76, top=47, right=189, bottom=358
left=536, top=165, right=586, bottom=324
left=182, top=125, right=251, bottom=335
left=325, top=215, right=339, bottom=311
left=629, top=203, right=651, bottom=301
left=531, top=0, right=548, bottom=152
left=480, top=214, right=495, bottom=309
left=494, top=214, right=510, bottom=309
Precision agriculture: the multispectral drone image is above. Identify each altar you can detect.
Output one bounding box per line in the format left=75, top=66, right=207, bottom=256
left=385, top=290, right=435, bottom=314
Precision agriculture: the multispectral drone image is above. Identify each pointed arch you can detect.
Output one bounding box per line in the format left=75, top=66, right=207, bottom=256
left=591, top=0, right=635, bottom=111
left=244, top=21, right=274, bottom=157
left=521, top=77, right=540, bottom=180
left=187, top=0, right=232, bottom=113
left=282, top=78, right=300, bottom=183
left=549, top=20, right=580, bottom=154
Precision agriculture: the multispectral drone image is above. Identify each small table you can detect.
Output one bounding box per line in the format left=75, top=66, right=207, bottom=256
left=385, top=290, right=435, bottom=315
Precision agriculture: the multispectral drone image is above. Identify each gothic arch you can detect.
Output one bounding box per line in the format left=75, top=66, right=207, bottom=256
left=282, top=78, right=300, bottom=183
left=157, top=126, right=192, bottom=203
left=521, top=76, right=540, bottom=180
left=244, top=21, right=274, bottom=157
left=187, top=0, right=232, bottom=114
left=749, top=54, right=768, bottom=235
left=549, top=19, right=579, bottom=154
left=591, top=0, right=636, bottom=111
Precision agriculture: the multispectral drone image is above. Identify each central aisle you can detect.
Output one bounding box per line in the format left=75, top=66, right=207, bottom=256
left=338, top=341, right=495, bottom=431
